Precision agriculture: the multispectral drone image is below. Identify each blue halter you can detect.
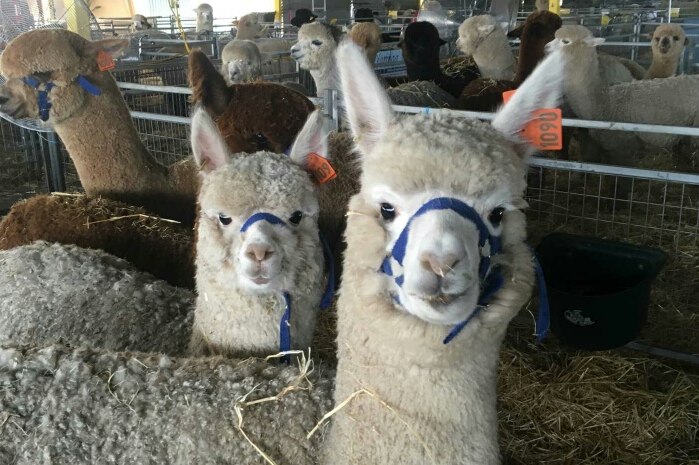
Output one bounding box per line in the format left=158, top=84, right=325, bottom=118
left=22, top=74, right=102, bottom=122
left=379, top=197, right=549, bottom=344
left=240, top=211, right=335, bottom=363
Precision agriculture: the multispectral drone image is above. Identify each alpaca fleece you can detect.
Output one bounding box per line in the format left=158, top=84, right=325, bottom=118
left=0, top=344, right=334, bottom=465
left=0, top=242, right=194, bottom=355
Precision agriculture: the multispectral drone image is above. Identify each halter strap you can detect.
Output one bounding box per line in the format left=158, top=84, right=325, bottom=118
left=21, top=74, right=102, bottom=122
left=379, top=196, right=504, bottom=343
left=239, top=210, right=335, bottom=362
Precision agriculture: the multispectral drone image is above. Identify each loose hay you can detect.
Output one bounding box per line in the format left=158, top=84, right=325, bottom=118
left=498, top=325, right=699, bottom=465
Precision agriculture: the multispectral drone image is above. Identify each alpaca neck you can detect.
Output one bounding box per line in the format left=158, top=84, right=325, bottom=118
left=405, top=56, right=443, bottom=81
left=311, top=54, right=341, bottom=96
left=53, top=73, right=170, bottom=196
left=474, top=38, right=517, bottom=80
left=52, top=73, right=197, bottom=221
left=514, top=36, right=546, bottom=84
left=564, top=47, right=605, bottom=119
left=646, top=54, right=678, bottom=78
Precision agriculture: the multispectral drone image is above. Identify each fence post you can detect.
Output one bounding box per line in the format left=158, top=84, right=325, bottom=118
left=44, top=131, right=66, bottom=192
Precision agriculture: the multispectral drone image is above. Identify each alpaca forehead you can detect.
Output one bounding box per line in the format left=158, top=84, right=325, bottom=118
left=200, top=154, right=316, bottom=214
left=2, top=30, right=84, bottom=78
left=298, top=23, right=333, bottom=41
left=362, top=117, right=525, bottom=197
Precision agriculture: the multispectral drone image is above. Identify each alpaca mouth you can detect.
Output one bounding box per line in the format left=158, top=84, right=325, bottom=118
left=419, top=291, right=467, bottom=306
left=249, top=276, right=271, bottom=285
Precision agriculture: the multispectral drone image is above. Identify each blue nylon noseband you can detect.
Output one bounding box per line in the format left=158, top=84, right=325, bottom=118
left=379, top=197, right=549, bottom=344
left=240, top=210, right=334, bottom=363
left=22, top=74, right=102, bottom=122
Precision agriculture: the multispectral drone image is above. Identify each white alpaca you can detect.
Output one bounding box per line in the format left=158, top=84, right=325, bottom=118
left=323, top=41, right=563, bottom=464
left=189, top=107, right=332, bottom=358
left=194, top=3, right=214, bottom=34
left=220, top=40, right=263, bottom=84
left=457, top=15, right=517, bottom=80
left=235, top=12, right=269, bottom=40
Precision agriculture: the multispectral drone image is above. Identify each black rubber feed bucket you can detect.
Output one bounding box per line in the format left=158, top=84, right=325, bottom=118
left=536, top=233, right=668, bottom=350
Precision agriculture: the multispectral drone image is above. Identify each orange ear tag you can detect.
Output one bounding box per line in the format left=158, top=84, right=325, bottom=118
left=306, top=152, right=337, bottom=184
left=502, top=90, right=562, bottom=151
left=97, top=50, right=116, bottom=72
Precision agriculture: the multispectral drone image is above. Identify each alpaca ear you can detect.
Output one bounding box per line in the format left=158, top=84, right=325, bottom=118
left=336, top=40, right=393, bottom=157
left=492, top=47, right=563, bottom=151
left=685, top=37, right=690, bottom=46
left=439, top=38, right=447, bottom=45
left=288, top=109, right=331, bottom=166
left=188, top=50, right=231, bottom=116
left=477, top=24, right=495, bottom=35
left=191, top=106, right=229, bottom=173
left=648, top=31, right=654, bottom=40
left=85, top=38, right=129, bottom=59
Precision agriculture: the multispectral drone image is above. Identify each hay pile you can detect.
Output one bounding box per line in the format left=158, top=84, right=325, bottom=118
left=499, top=322, right=699, bottom=464
left=387, top=81, right=456, bottom=108
left=441, top=55, right=478, bottom=78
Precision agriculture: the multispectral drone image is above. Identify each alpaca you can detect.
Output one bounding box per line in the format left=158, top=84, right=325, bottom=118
left=292, top=22, right=455, bottom=107
left=457, top=15, right=517, bottom=81
left=646, top=24, right=688, bottom=79
left=323, top=40, right=564, bottom=464
left=0, top=29, right=198, bottom=223
left=130, top=14, right=153, bottom=32
left=400, top=21, right=478, bottom=98
left=347, top=21, right=382, bottom=65
left=235, top=12, right=269, bottom=40
left=189, top=107, right=330, bottom=357
left=290, top=22, right=344, bottom=96
left=550, top=25, right=699, bottom=170
left=0, top=242, right=194, bottom=354
left=220, top=39, right=263, bottom=84
left=195, top=3, right=214, bottom=34
left=456, top=11, right=562, bottom=111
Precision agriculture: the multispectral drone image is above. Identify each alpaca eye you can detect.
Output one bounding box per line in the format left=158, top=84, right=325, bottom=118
left=561, top=39, right=571, bottom=45
left=488, top=207, right=505, bottom=226
left=311, top=39, right=322, bottom=46
left=218, top=214, right=232, bottom=226
left=654, top=37, right=660, bottom=41
left=380, top=203, right=396, bottom=221
left=289, top=210, right=304, bottom=225
left=253, top=132, right=269, bottom=148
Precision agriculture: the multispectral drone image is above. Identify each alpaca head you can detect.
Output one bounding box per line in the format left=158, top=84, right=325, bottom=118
left=192, top=106, right=328, bottom=294
left=236, top=13, right=268, bottom=40
left=131, top=14, right=153, bottom=31
left=400, top=21, right=445, bottom=66
left=649, top=24, right=687, bottom=59
left=290, top=22, right=343, bottom=71
left=195, top=3, right=214, bottom=32
left=520, top=11, right=562, bottom=42
left=456, top=14, right=501, bottom=56
left=338, top=41, right=563, bottom=326
left=348, top=22, right=383, bottom=64
left=547, top=25, right=603, bottom=68
left=220, top=40, right=262, bottom=85
left=189, top=50, right=315, bottom=154
left=535, top=0, right=549, bottom=11
left=0, top=29, right=127, bottom=124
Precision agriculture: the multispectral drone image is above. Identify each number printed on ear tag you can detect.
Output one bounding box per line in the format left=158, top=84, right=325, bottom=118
left=502, top=90, right=562, bottom=151
left=306, top=152, right=337, bottom=184
left=97, top=50, right=115, bottom=71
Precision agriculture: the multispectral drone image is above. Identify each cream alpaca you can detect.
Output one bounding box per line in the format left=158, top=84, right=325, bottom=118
left=0, top=29, right=198, bottom=223
left=220, top=39, right=263, bottom=84
left=646, top=24, right=688, bottom=79
left=189, top=107, right=329, bottom=357
left=323, top=41, right=563, bottom=464
left=457, top=15, right=517, bottom=80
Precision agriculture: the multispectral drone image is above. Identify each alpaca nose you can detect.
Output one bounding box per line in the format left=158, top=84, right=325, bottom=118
left=0, top=95, right=8, bottom=105
left=246, top=243, right=274, bottom=262
left=420, top=252, right=460, bottom=278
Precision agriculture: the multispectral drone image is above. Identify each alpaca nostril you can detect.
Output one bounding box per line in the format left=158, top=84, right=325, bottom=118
left=421, top=252, right=460, bottom=278
left=246, top=243, right=274, bottom=262
left=0, top=96, right=8, bottom=105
